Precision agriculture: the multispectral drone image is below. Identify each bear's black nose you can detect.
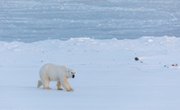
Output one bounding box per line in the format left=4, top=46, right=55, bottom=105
left=72, top=74, right=75, bottom=78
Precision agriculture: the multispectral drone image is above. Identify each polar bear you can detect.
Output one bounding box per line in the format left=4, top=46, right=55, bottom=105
left=37, top=63, right=76, bottom=92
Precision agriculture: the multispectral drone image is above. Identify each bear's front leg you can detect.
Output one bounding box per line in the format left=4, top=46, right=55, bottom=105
left=62, top=78, right=73, bottom=92
left=57, top=81, right=63, bottom=90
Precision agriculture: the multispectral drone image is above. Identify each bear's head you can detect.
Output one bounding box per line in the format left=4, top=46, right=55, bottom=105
left=67, top=68, right=76, bottom=78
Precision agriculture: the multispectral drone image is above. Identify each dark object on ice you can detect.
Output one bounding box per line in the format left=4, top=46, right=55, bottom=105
left=134, top=57, right=139, bottom=61
left=164, top=64, right=179, bottom=68
left=172, top=64, right=178, bottom=67
left=134, top=57, right=143, bottom=63
left=164, top=65, right=169, bottom=68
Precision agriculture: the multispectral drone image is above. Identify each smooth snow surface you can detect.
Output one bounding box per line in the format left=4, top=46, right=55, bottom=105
left=0, top=37, right=180, bottom=110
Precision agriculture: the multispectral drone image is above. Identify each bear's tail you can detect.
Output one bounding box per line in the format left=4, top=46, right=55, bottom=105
left=37, top=80, right=43, bottom=88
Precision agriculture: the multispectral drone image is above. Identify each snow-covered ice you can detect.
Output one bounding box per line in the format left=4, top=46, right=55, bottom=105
left=0, top=36, right=180, bottom=110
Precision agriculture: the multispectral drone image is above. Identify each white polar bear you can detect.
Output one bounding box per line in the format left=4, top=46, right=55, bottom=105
left=37, top=63, right=76, bottom=92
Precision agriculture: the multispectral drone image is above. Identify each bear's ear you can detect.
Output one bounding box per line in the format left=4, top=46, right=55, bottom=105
left=71, top=70, right=76, bottom=74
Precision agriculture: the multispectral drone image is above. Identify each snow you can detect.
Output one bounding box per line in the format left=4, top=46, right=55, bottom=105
left=0, top=36, right=180, bottom=110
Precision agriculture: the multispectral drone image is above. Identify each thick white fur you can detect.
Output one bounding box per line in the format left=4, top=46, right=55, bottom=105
left=37, top=63, right=75, bottom=91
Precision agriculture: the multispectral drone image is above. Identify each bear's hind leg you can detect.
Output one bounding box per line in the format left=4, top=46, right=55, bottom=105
left=43, top=80, right=51, bottom=89
left=37, top=80, right=43, bottom=88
